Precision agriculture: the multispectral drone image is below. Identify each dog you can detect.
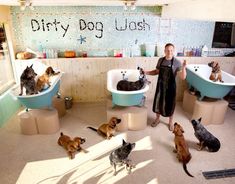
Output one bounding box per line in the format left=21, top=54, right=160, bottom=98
left=73, top=136, right=88, bottom=153
left=208, top=61, right=223, bottom=82
left=58, top=132, right=86, bottom=159
left=191, top=118, right=220, bottom=152
left=87, top=117, right=121, bottom=139
left=117, top=67, right=150, bottom=91
left=19, top=64, right=37, bottom=95
left=109, top=139, right=136, bottom=176
left=173, top=123, right=194, bottom=177
left=36, top=66, right=60, bottom=92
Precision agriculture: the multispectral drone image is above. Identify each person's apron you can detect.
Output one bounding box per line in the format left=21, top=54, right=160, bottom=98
left=152, top=57, right=176, bottom=117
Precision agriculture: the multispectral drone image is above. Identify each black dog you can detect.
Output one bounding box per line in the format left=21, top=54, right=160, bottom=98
left=191, top=118, right=220, bottom=152
left=116, top=67, right=150, bottom=91
left=19, top=64, right=37, bottom=95
left=109, top=139, right=135, bottom=176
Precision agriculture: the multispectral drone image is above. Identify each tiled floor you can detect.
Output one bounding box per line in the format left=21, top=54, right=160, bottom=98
left=0, top=101, right=235, bottom=184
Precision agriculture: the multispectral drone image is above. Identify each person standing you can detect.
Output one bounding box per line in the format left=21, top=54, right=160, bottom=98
left=145, top=43, right=187, bottom=131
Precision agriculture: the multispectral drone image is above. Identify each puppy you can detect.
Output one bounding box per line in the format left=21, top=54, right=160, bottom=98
left=208, top=61, right=223, bottom=82
left=73, top=136, right=88, bottom=153
left=191, top=118, right=220, bottom=152
left=109, top=139, right=136, bottom=176
left=58, top=132, right=79, bottom=159
left=87, top=117, right=121, bottom=139
left=19, top=64, right=37, bottom=95
left=117, top=67, right=150, bottom=91
left=36, top=66, right=60, bottom=92
left=173, top=123, right=194, bottom=177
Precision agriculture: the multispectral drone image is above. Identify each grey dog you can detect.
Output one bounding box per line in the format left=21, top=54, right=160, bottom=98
left=109, top=139, right=135, bottom=176
left=191, top=118, right=220, bottom=152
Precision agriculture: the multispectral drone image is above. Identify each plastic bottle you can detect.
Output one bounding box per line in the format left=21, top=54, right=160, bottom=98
left=201, top=45, right=208, bottom=57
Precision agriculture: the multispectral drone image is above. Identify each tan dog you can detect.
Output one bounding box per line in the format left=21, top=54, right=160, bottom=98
left=208, top=61, right=223, bottom=82
left=58, top=132, right=86, bottom=159
left=36, top=66, right=60, bottom=92
left=87, top=117, right=121, bottom=139
left=74, top=136, right=88, bottom=153
left=173, top=123, right=194, bottom=177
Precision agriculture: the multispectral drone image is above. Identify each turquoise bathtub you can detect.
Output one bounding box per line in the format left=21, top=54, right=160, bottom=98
left=186, top=64, right=235, bottom=100
left=12, top=60, right=63, bottom=109
left=107, top=69, right=149, bottom=106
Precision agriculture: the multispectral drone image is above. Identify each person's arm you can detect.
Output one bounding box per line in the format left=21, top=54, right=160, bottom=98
left=145, top=69, right=159, bottom=75
left=180, top=60, right=187, bottom=80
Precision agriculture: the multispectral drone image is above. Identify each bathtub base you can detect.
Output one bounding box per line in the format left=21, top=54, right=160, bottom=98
left=111, top=93, right=145, bottom=107
left=18, top=108, right=60, bottom=135
left=107, top=105, right=148, bottom=131
left=182, top=90, right=228, bottom=125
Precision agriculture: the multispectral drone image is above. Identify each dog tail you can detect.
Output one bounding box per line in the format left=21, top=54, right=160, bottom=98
left=87, top=126, right=98, bottom=132
left=183, top=163, right=194, bottom=177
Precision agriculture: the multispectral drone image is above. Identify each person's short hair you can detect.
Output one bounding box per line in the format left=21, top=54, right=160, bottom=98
left=165, top=43, right=175, bottom=48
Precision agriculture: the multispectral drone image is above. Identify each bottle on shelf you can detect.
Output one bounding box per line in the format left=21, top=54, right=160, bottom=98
left=201, top=45, right=208, bottom=57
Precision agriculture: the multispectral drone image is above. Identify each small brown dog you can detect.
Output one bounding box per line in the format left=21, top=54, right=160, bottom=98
left=36, top=66, right=60, bottom=92
left=87, top=117, right=121, bottom=139
left=208, top=61, right=223, bottom=82
left=74, top=136, right=87, bottom=153
left=173, top=123, right=194, bottom=177
left=58, top=132, right=86, bottom=159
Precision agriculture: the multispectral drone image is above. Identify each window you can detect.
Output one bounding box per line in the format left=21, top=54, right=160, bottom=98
left=0, top=23, right=16, bottom=94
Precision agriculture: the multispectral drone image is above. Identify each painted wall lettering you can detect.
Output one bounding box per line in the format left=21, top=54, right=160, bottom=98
left=31, top=19, right=69, bottom=37
left=115, top=18, right=150, bottom=31
left=79, top=19, right=103, bottom=38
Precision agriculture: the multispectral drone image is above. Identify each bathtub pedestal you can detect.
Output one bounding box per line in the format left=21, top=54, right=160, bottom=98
left=192, top=99, right=228, bottom=125
left=183, top=90, right=229, bottom=124
left=107, top=105, right=147, bottom=131
left=18, top=108, right=60, bottom=135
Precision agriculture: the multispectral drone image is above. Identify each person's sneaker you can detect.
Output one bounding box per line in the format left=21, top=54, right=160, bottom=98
left=151, top=119, right=160, bottom=127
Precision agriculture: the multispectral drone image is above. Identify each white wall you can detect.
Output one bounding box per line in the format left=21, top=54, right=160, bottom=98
left=162, top=0, right=235, bottom=22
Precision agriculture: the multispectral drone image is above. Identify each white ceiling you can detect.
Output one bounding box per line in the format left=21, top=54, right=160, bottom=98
left=0, top=0, right=189, bottom=6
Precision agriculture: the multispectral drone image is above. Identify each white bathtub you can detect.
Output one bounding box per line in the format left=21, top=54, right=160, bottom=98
left=186, top=64, right=235, bottom=100
left=107, top=69, right=149, bottom=106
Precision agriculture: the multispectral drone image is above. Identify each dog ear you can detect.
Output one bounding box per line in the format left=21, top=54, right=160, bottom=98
left=30, top=64, right=33, bottom=68
left=198, top=117, right=202, bottom=122
left=122, top=139, right=126, bottom=145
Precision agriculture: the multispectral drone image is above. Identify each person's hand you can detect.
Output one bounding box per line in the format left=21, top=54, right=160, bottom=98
left=182, top=60, right=187, bottom=67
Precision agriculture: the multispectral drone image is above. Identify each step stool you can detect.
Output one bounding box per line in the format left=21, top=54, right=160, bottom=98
left=18, top=108, right=60, bottom=135
left=107, top=106, right=148, bottom=131
left=182, top=90, right=228, bottom=125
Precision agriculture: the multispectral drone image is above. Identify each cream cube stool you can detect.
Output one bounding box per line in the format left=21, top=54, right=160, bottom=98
left=31, top=109, right=60, bottom=134
left=192, top=99, right=228, bottom=125
left=19, top=111, right=38, bottom=135
left=107, top=106, right=147, bottom=131
left=52, top=96, right=66, bottom=118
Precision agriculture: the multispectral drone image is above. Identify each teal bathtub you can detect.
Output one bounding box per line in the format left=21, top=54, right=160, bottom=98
left=186, top=64, right=235, bottom=100
left=12, top=60, right=63, bottom=109
left=107, top=69, right=149, bottom=106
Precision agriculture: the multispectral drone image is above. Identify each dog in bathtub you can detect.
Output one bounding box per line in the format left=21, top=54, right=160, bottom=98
left=208, top=61, right=223, bottom=83
left=117, top=67, right=150, bottom=91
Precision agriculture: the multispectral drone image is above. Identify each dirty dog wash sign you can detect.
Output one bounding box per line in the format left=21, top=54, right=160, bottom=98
left=30, top=18, right=151, bottom=39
